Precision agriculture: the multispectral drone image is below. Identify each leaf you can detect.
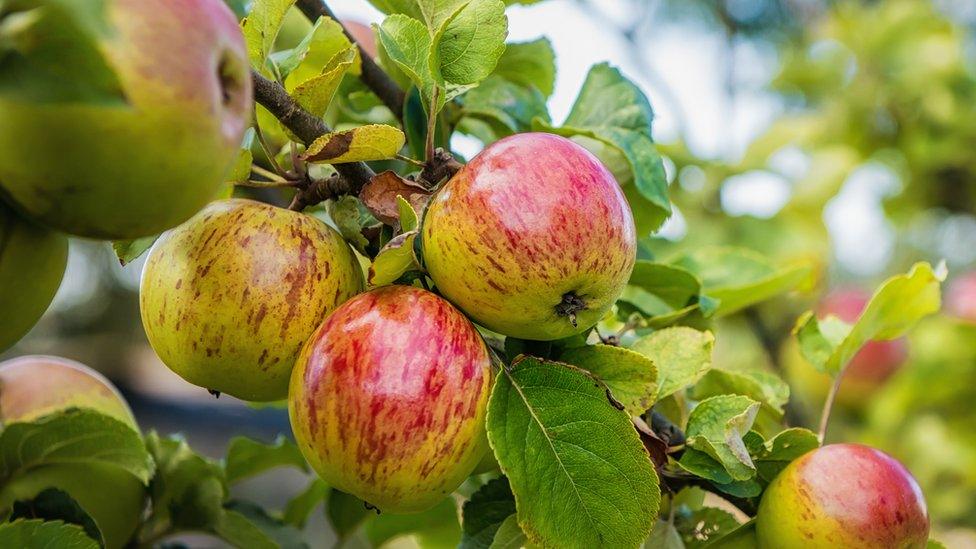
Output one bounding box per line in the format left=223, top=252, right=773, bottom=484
left=396, top=195, right=419, bottom=231
left=303, top=124, right=405, bottom=164
left=376, top=14, right=434, bottom=103
left=241, top=0, right=296, bottom=70
left=684, top=395, right=761, bottom=481
left=364, top=497, right=462, bottom=548
left=224, top=435, right=307, bottom=484
left=645, top=520, right=685, bottom=549
left=489, top=515, right=528, bottom=549
left=283, top=479, right=329, bottom=528
left=692, top=369, right=790, bottom=418
left=793, top=262, right=944, bottom=376
left=217, top=500, right=308, bottom=549
left=751, top=428, right=819, bottom=483
left=534, top=63, right=670, bottom=231
left=290, top=48, right=357, bottom=119
left=460, top=477, right=516, bottom=549
left=367, top=231, right=421, bottom=286
left=142, top=432, right=226, bottom=533
left=493, top=38, right=556, bottom=97
left=326, top=490, right=371, bottom=541
left=558, top=345, right=658, bottom=415
left=113, top=235, right=158, bottom=266
left=0, top=409, right=153, bottom=485
left=274, top=17, right=358, bottom=84
left=430, top=0, right=508, bottom=86
left=670, top=247, right=813, bottom=317
left=328, top=195, right=374, bottom=255
left=10, top=488, right=101, bottom=545
left=675, top=508, right=741, bottom=549
left=487, top=356, right=659, bottom=549
left=627, top=261, right=703, bottom=311
left=630, top=327, right=714, bottom=400
left=701, top=519, right=757, bottom=549
left=0, top=519, right=98, bottom=549
left=226, top=127, right=257, bottom=184
left=459, top=75, right=550, bottom=139
left=359, top=170, right=433, bottom=226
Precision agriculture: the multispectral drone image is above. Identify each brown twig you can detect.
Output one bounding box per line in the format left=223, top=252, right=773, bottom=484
left=294, top=0, right=406, bottom=119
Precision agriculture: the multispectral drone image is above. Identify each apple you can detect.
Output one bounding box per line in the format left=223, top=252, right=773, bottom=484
left=289, top=285, right=492, bottom=513
left=0, top=0, right=252, bottom=239
left=0, top=201, right=68, bottom=351
left=344, top=20, right=378, bottom=58
left=140, top=199, right=364, bottom=401
left=422, top=132, right=637, bottom=341
left=0, top=356, right=145, bottom=549
left=756, top=444, right=929, bottom=548
left=945, top=271, right=976, bottom=322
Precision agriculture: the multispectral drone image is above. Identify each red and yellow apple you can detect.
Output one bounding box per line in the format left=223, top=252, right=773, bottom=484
left=0, top=201, right=68, bottom=351
left=0, top=356, right=145, bottom=549
left=422, top=133, right=637, bottom=341
left=0, top=0, right=252, bottom=239
left=945, top=271, right=976, bottom=322
left=289, top=286, right=492, bottom=513
left=140, top=199, right=364, bottom=401
left=756, top=443, right=929, bottom=548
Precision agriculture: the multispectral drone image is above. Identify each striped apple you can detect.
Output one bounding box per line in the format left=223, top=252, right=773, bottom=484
left=289, top=285, right=492, bottom=513
left=421, top=132, right=637, bottom=341
left=757, top=444, right=929, bottom=548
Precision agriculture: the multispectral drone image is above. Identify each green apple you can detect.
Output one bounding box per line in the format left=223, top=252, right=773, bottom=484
left=0, top=200, right=68, bottom=351
left=0, top=355, right=144, bottom=549
left=0, top=0, right=252, bottom=239
left=756, top=444, right=929, bottom=548
left=140, top=199, right=365, bottom=401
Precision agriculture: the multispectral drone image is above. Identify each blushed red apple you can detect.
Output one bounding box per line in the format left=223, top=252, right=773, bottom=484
left=945, top=271, right=976, bottom=322
left=756, top=444, right=929, bottom=548
left=289, top=286, right=492, bottom=513
left=422, top=133, right=637, bottom=341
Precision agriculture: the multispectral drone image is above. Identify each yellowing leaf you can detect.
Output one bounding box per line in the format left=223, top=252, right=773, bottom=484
left=303, top=125, right=405, bottom=164
left=241, top=0, right=296, bottom=71
left=368, top=231, right=420, bottom=286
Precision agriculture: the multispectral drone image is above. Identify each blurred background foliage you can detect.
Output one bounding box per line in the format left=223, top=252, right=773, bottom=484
left=5, top=0, right=976, bottom=545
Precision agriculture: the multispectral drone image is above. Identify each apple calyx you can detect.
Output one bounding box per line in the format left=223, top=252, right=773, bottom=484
left=555, top=292, right=588, bottom=327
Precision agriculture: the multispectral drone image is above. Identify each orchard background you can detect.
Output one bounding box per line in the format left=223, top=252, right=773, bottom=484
left=1, top=0, right=975, bottom=547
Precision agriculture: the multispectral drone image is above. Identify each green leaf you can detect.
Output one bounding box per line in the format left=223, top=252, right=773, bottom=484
left=487, top=356, right=659, bottom=548
left=367, top=231, right=420, bottom=286
left=675, top=508, right=740, bottom=549
left=10, top=488, right=101, bottom=545
left=216, top=500, right=308, bottom=549
left=645, top=520, right=685, bottom=549
left=376, top=14, right=434, bottom=102
left=630, top=327, right=714, bottom=400
left=558, top=345, right=658, bottom=415
left=793, top=261, right=944, bottom=376
left=289, top=47, right=357, bottom=119
left=0, top=1, right=126, bottom=105
left=274, top=17, right=357, bottom=84
left=328, top=196, right=373, bottom=255
left=396, top=195, right=419, bottom=231
left=684, top=395, right=760, bottom=481
left=750, top=428, right=819, bottom=483
left=283, top=479, right=329, bottom=528
left=493, top=38, right=556, bottom=97
left=701, top=519, right=757, bottom=549
left=459, top=75, right=550, bottom=139
left=0, top=409, right=153, bottom=485
left=227, top=127, right=257, bottom=185
left=928, top=541, right=947, bottom=549
left=460, top=477, right=516, bottom=549
left=143, top=432, right=226, bottom=533
left=429, top=0, right=507, bottom=86
left=327, top=490, right=371, bottom=540
left=692, top=369, right=790, bottom=419
left=0, top=519, right=98, bottom=549
left=364, top=497, right=462, bottom=548
left=112, top=235, right=159, bottom=266
left=489, top=515, right=528, bottom=549
left=670, top=247, right=812, bottom=317
left=224, top=435, right=307, bottom=484
left=303, top=124, right=405, bottom=164
left=627, top=261, right=702, bottom=310
left=241, top=0, right=296, bottom=70
left=534, top=63, right=670, bottom=231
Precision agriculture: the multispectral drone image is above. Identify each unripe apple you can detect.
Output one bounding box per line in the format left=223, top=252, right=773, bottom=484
left=141, top=199, right=364, bottom=401
left=0, top=356, right=144, bottom=549
left=945, top=271, right=976, bottom=322
left=422, top=133, right=637, bottom=341
left=289, top=286, right=492, bottom=513
left=0, top=0, right=252, bottom=239
left=756, top=444, right=929, bottom=548
left=0, top=201, right=68, bottom=351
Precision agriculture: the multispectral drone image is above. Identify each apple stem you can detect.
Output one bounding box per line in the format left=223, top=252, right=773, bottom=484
left=817, top=373, right=844, bottom=442
left=425, top=86, right=441, bottom=163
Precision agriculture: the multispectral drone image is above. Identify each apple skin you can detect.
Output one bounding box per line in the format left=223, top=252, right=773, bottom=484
left=289, top=285, right=492, bottom=513
left=141, top=199, right=364, bottom=401
left=0, top=0, right=252, bottom=239
left=0, top=356, right=144, bottom=549
left=0, top=201, right=68, bottom=351
left=421, top=133, right=637, bottom=341
left=344, top=20, right=378, bottom=58
left=756, top=444, right=929, bottom=549
left=945, top=271, right=976, bottom=322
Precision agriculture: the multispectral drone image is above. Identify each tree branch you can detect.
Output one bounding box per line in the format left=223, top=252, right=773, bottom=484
left=251, top=69, right=375, bottom=207
left=295, top=0, right=406, bottom=119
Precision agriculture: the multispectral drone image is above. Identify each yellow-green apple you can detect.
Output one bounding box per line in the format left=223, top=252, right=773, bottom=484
left=945, top=271, right=976, bottom=322
left=140, top=199, right=364, bottom=401
left=785, top=288, right=908, bottom=409
left=756, top=444, right=929, bottom=548
left=0, top=356, right=145, bottom=549
left=0, top=201, right=68, bottom=351
left=422, top=132, right=636, bottom=341
left=0, top=0, right=252, bottom=239
left=289, top=285, right=492, bottom=513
